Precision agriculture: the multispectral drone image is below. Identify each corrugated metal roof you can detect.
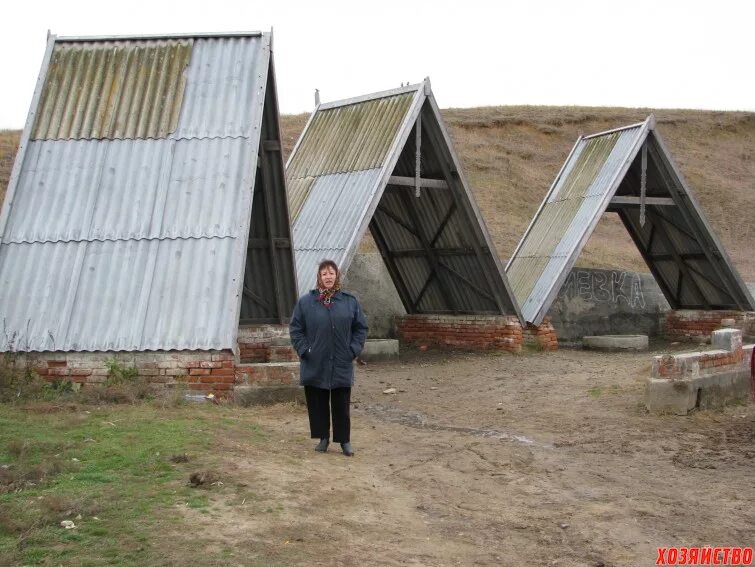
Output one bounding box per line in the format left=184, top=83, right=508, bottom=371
left=293, top=169, right=383, bottom=293
left=507, top=118, right=755, bottom=324
left=286, top=81, right=522, bottom=318
left=32, top=40, right=193, bottom=140
left=171, top=36, right=270, bottom=139
left=0, top=33, right=283, bottom=352
left=507, top=126, right=645, bottom=323
left=4, top=137, right=256, bottom=244
left=0, top=237, right=238, bottom=351
left=287, top=92, right=415, bottom=221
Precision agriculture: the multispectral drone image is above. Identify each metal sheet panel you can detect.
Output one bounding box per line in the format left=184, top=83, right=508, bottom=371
left=0, top=238, right=237, bottom=352
left=171, top=36, right=269, bottom=140
left=507, top=126, right=645, bottom=323
left=3, top=138, right=256, bottom=244
left=293, top=169, right=383, bottom=296
left=32, top=40, right=193, bottom=140
left=0, top=33, right=276, bottom=352
left=287, top=92, right=415, bottom=219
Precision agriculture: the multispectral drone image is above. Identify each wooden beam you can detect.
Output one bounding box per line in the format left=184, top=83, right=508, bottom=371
left=368, top=221, right=416, bottom=313
left=399, top=191, right=457, bottom=311
left=430, top=202, right=457, bottom=248
left=388, top=175, right=449, bottom=190
left=375, top=204, right=419, bottom=238
left=617, top=209, right=680, bottom=308
left=610, top=196, right=675, bottom=206
left=438, top=262, right=496, bottom=304
left=412, top=271, right=436, bottom=312
left=647, top=209, right=710, bottom=308
left=243, top=285, right=267, bottom=308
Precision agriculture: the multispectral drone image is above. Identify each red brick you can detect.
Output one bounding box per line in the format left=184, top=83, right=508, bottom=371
left=48, top=360, right=67, bottom=368
left=210, top=367, right=235, bottom=376
left=200, top=361, right=223, bottom=369
left=189, top=368, right=211, bottom=376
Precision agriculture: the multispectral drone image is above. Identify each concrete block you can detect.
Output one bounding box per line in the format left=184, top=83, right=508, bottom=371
left=360, top=339, right=399, bottom=362
left=711, top=328, right=742, bottom=352
left=583, top=335, right=648, bottom=351
left=646, top=367, right=751, bottom=415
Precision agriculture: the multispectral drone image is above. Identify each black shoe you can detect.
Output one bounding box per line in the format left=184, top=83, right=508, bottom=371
left=340, top=442, right=354, bottom=457
left=314, top=438, right=329, bottom=452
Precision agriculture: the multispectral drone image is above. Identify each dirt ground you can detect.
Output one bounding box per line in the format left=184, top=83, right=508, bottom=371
left=180, top=347, right=754, bottom=567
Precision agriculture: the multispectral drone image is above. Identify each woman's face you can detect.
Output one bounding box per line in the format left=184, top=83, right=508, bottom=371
left=319, top=266, right=337, bottom=290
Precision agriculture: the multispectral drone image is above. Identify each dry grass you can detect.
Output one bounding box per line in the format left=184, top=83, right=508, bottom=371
left=0, top=130, right=20, bottom=208
left=3, top=107, right=753, bottom=280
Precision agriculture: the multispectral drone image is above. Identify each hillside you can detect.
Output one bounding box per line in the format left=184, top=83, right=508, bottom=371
left=2, top=107, right=754, bottom=280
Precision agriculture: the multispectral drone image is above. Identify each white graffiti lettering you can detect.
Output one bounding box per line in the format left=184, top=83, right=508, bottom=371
left=559, top=269, right=645, bottom=309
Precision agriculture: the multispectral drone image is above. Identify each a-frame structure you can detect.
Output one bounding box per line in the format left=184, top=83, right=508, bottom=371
left=0, top=31, right=297, bottom=352
left=507, top=115, right=755, bottom=325
left=286, top=79, right=522, bottom=320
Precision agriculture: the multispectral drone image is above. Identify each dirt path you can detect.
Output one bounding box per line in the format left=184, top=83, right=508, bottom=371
left=182, top=348, right=754, bottom=566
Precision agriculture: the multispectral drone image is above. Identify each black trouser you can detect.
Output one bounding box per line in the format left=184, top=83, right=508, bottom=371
left=304, top=386, right=351, bottom=443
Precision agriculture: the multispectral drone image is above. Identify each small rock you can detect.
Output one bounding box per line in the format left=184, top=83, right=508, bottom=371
left=382, top=388, right=397, bottom=395
left=559, top=523, right=569, bottom=529
left=61, top=520, right=76, bottom=529
left=75, top=514, right=82, bottom=520
left=496, top=407, right=503, bottom=411
left=430, top=387, right=438, bottom=390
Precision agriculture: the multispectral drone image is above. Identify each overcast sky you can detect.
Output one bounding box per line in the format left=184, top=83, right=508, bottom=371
left=1, top=0, right=753, bottom=128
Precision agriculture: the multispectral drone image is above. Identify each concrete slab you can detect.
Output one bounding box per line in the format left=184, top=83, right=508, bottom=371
left=646, top=367, right=751, bottom=415
left=360, top=339, right=399, bottom=362
left=583, top=335, right=649, bottom=351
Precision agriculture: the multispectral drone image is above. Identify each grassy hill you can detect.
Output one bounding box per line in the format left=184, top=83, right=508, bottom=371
left=2, top=107, right=754, bottom=280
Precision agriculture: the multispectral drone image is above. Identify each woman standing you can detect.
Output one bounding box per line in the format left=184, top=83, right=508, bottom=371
left=289, top=260, right=368, bottom=456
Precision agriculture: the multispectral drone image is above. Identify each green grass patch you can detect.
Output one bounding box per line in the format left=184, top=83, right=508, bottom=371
left=0, top=403, right=261, bottom=565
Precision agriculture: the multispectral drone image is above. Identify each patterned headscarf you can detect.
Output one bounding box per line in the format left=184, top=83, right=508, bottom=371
left=316, top=260, right=341, bottom=309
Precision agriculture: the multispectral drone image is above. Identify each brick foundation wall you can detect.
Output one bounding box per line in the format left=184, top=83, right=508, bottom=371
left=653, top=328, right=751, bottom=378
left=395, top=314, right=525, bottom=353
left=664, top=310, right=755, bottom=342
left=237, top=324, right=298, bottom=362
left=22, top=350, right=237, bottom=395
left=523, top=317, right=559, bottom=352
left=11, top=325, right=302, bottom=399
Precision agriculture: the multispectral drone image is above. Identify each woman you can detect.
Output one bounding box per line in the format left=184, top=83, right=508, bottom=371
left=289, top=260, right=368, bottom=456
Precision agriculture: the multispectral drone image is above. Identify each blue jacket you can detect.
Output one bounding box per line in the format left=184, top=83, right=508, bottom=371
left=289, top=290, right=369, bottom=389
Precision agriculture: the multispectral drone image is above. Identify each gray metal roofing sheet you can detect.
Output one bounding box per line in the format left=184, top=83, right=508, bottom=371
left=293, top=169, right=383, bottom=295
left=0, top=237, right=237, bottom=351
left=0, top=34, right=271, bottom=352
left=287, top=92, right=415, bottom=221
left=507, top=125, right=645, bottom=323
left=171, top=36, right=270, bottom=140
left=4, top=138, right=256, bottom=244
